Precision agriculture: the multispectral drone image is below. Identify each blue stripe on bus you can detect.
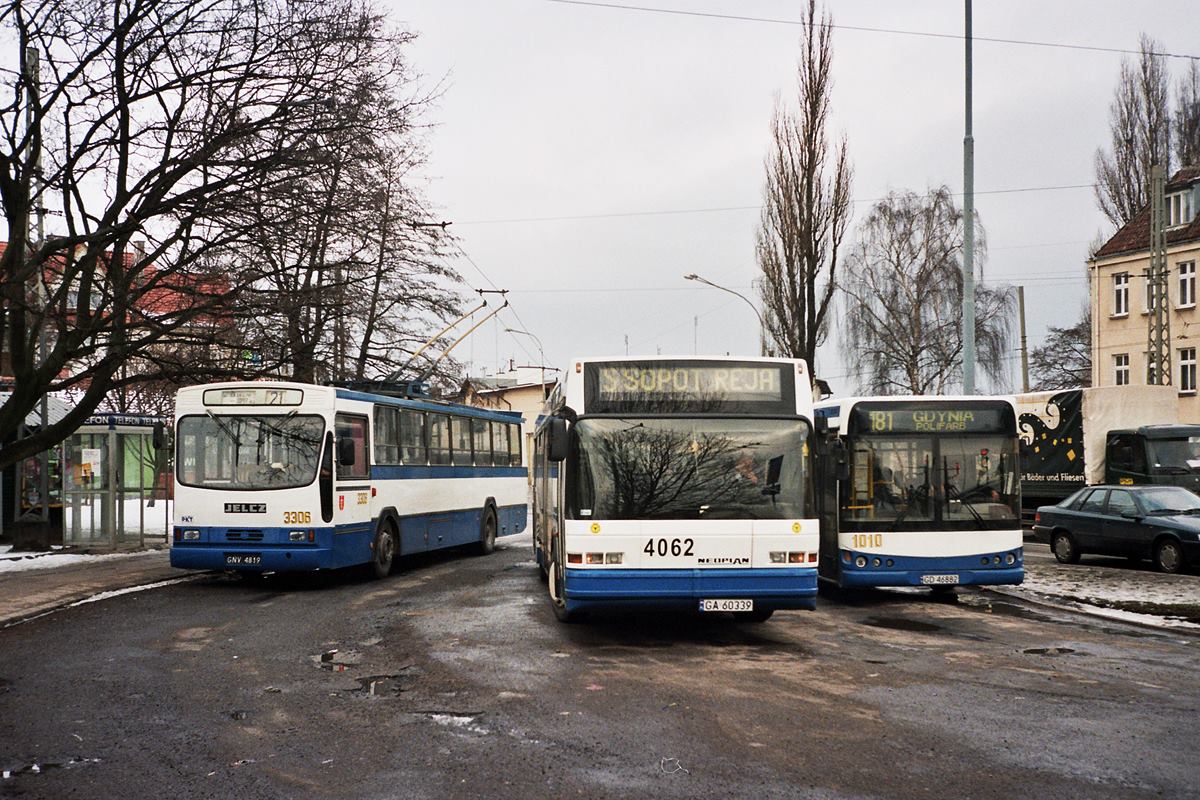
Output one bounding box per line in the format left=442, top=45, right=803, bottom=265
left=562, top=567, right=817, bottom=611
left=834, top=549, right=1024, bottom=588
left=169, top=503, right=527, bottom=573
left=370, top=465, right=527, bottom=480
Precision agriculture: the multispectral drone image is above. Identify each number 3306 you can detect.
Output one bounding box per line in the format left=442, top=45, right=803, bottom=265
left=643, top=538, right=694, bottom=557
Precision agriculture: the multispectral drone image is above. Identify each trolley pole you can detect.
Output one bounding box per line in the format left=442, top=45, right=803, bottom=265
left=26, top=46, right=51, bottom=526
left=961, top=0, right=977, bottom=395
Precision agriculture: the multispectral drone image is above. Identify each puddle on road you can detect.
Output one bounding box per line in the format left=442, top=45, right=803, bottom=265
left=0, top=678, right=11, bottom=694
left=1022, top=647, right=1077, bottom=656
left=347, top=672, right=414, bottom=698
left=312, top=649, right=363, bottom=672
left=861, top=616, right=942, bottom=634
left=2, top=757, right=101, bottom=780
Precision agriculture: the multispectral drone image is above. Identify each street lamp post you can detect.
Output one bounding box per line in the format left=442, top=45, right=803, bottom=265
left=504, top=327, right=550, bottom=398
left=683, top=273, right=767, bottom=356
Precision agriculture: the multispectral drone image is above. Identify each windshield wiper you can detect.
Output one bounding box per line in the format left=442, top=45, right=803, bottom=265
left=206, top=410, right=242, bottom=447
left=1147, top=508, right=1184, bottom=515
left=888, top=485, right=929, bottom=531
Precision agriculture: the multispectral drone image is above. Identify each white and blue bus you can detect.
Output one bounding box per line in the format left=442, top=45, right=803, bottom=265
left=170, top=381, right=526, bottom=577
left=813, top=396, right=1023, bottom=590
left=533, top=356, right=820, bottom=622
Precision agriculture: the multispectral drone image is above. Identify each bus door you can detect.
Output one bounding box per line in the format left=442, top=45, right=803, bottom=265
left=334, top=414, right=373, bottom=539
left=816, top=433, right=845, bottom=580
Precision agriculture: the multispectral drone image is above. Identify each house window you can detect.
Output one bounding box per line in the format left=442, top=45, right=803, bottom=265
left=1113, top=272, right=1129, bottom=316
left=1114, top=354, right=1130, bottom=386
left=1181, top=348, right=1197, bottom=394
left=1168, top=191, right=1194, bottom=228
left=1180, top=262, right=1196, bottom=308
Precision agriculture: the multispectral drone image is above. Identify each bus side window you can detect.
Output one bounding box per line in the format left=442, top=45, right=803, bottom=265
left=374, top=406, right=400, bottom=464
left=451, top=416, right=473, bottom=466
left=471, top=419, right=491, bottom=466
left=428, top=414, right=451, bottom=466
left=509, top=423, right=522, bottom=466
left=401, top=410, right=426, bottom=464
left=492, top=421, right=509, bottom=467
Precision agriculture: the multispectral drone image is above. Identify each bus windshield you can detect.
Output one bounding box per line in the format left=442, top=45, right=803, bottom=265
left=177, top=414, right=325, bottom=490
left=568, top=417, right=812, bottom=520
left=843, top=434, right=1019, bottom=528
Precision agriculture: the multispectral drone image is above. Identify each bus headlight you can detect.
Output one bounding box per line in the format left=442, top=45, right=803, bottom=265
left=289, top=531, right=306, bottom=542
left=769, top=551, right=787, bottom=563
left=605, top=552, right=623, bottom=564
left=854, top=556, right=867, bottom=568
left=1005, top=553, right=1016, bottom=565
left=183, top=529, right=200, bottom=541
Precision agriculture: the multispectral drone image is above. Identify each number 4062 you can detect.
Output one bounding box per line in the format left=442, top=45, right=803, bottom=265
left=643, top=538, right=694, bottom=557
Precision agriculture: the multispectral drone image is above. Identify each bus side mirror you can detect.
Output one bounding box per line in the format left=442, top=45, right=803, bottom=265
left=833, top=441, right=850, bottom=482
left=547, top=417, right=569, bottom=463
left=152, top=421, right=166, bottom=451
left=337, top=438, right=356, bottom=467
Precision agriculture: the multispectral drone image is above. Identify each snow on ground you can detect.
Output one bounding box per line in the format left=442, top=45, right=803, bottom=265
left=0, top=548, right=164, bottom=574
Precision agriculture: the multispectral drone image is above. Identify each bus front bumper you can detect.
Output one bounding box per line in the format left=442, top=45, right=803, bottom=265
left=170, top=545, right=333, bottom=572
left=562, top=567, right=817, bottom=611
left=835, top=549, right=1024, bottom=588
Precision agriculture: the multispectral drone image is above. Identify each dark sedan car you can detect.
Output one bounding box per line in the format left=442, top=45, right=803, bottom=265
left=1032, top=485, right=1200, bottom=574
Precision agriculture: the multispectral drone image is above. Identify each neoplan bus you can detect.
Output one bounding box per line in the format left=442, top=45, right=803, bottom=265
left=533, top=356, right=820, bottom=622
left=170, top=381, right=526, bottom=577
left=813, top=396, right=1023, bottom=590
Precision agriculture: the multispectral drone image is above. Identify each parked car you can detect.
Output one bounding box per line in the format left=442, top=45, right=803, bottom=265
left=1032, top=485, right=1200, bottom=574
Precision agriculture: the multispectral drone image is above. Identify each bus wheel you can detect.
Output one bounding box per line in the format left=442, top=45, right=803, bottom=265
left=734, top=609, right=774, bottom=623
left=370, top=520, right=397, bottom=579
left=477, top=507, right=497, bottom=556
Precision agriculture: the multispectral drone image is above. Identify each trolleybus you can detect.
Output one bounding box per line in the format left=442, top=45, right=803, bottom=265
left=813, top=396, right=1023, bottom=590
left=170, top=381, right=526, bottom=577
left=533, top=356, right=819, bottom=622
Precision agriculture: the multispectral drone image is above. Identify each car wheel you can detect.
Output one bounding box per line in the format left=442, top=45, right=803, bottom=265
left=369, top=519, right=397, bottom=579
left=733, top=608, right=775, bottom=623
left=1052, top=530, right=1080, bottom=564
left=1153, top=538, right=1185, bottom=575
left=476, top=507, right=497, bottom=555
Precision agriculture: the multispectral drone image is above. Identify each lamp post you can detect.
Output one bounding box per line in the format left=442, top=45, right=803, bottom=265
left=683, top=273, right=767, bottom=356
left=504, top=327, right=549, bottom=398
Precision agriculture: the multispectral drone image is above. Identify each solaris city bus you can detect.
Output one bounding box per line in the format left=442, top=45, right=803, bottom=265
left=533, top=356, right=820, bottom=622
left=813, top=396, right=1024, bottom=590
left=170, top=381, right=526, bottom=577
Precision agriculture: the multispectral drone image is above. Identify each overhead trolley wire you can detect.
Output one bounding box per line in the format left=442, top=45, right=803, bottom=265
left=547, top=0, right=1200, bottom=61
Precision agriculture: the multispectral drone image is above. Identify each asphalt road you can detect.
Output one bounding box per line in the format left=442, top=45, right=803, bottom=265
left=1, top=534, right=1197, bottom=799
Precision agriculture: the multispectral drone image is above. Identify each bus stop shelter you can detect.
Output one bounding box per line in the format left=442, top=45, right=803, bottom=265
left=63, top=414, right=171, bottom=549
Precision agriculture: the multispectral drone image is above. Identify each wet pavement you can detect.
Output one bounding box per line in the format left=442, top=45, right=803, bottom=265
left=1, top=533, right=1197, bottom=799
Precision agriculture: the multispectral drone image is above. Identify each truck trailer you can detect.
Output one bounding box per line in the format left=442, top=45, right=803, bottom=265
left=1016, top=386, right=1200, bottom=511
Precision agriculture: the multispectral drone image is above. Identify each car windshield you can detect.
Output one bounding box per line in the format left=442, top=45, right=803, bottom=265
left=177, top=414, right=325, bottom=490
left=842, top=434, right=1020, bottom=528
left=1137, top=485, right=1200, bottom=513
left=1149, top=437, right=1200, bottom=473
left=568, top=417, right=812, bottom=520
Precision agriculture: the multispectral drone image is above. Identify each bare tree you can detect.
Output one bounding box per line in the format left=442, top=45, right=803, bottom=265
left=839, top=188, right=1013, bottom=395
left=1175, top=60, right=1200, bottom=168
left=1029, top=305, right=1092, bottom=391
left=1094, top=34, right=1172, bottom=228
left=755, top=0, right=852, bottom=368
left=0, top=0, right=444, bottom=468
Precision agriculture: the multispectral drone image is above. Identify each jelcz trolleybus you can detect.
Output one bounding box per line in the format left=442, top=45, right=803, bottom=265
left=814, top=396, right=1023, bottom=590
left=533, top=356, right=820, bottom=622
left=170, top=381, right=526, bottom=577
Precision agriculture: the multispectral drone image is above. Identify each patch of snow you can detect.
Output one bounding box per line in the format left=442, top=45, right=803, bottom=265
left=69, top=577, right=195, bottom=607
left=0, top=548, right=163, bottom=574
left=427, top=713, right=489, bottom=735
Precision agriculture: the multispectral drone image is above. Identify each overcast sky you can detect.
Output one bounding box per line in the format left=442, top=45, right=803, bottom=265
left=389, top=0, right=1199, bottom=393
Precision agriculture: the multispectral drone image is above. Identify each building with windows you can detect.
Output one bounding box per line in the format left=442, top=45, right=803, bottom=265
left=1090, top=166, right=1200, bottom=421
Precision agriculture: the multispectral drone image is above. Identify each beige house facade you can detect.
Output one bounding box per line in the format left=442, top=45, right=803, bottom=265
left=1090, top=166, right=1200, bottom=423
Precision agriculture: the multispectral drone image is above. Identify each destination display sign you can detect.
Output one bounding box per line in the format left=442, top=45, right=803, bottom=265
left=203, top=387, right=303, bottom=406
left=583, top=360, right=796, bottom=415
left=847, top=402, right=1012, bottom=435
